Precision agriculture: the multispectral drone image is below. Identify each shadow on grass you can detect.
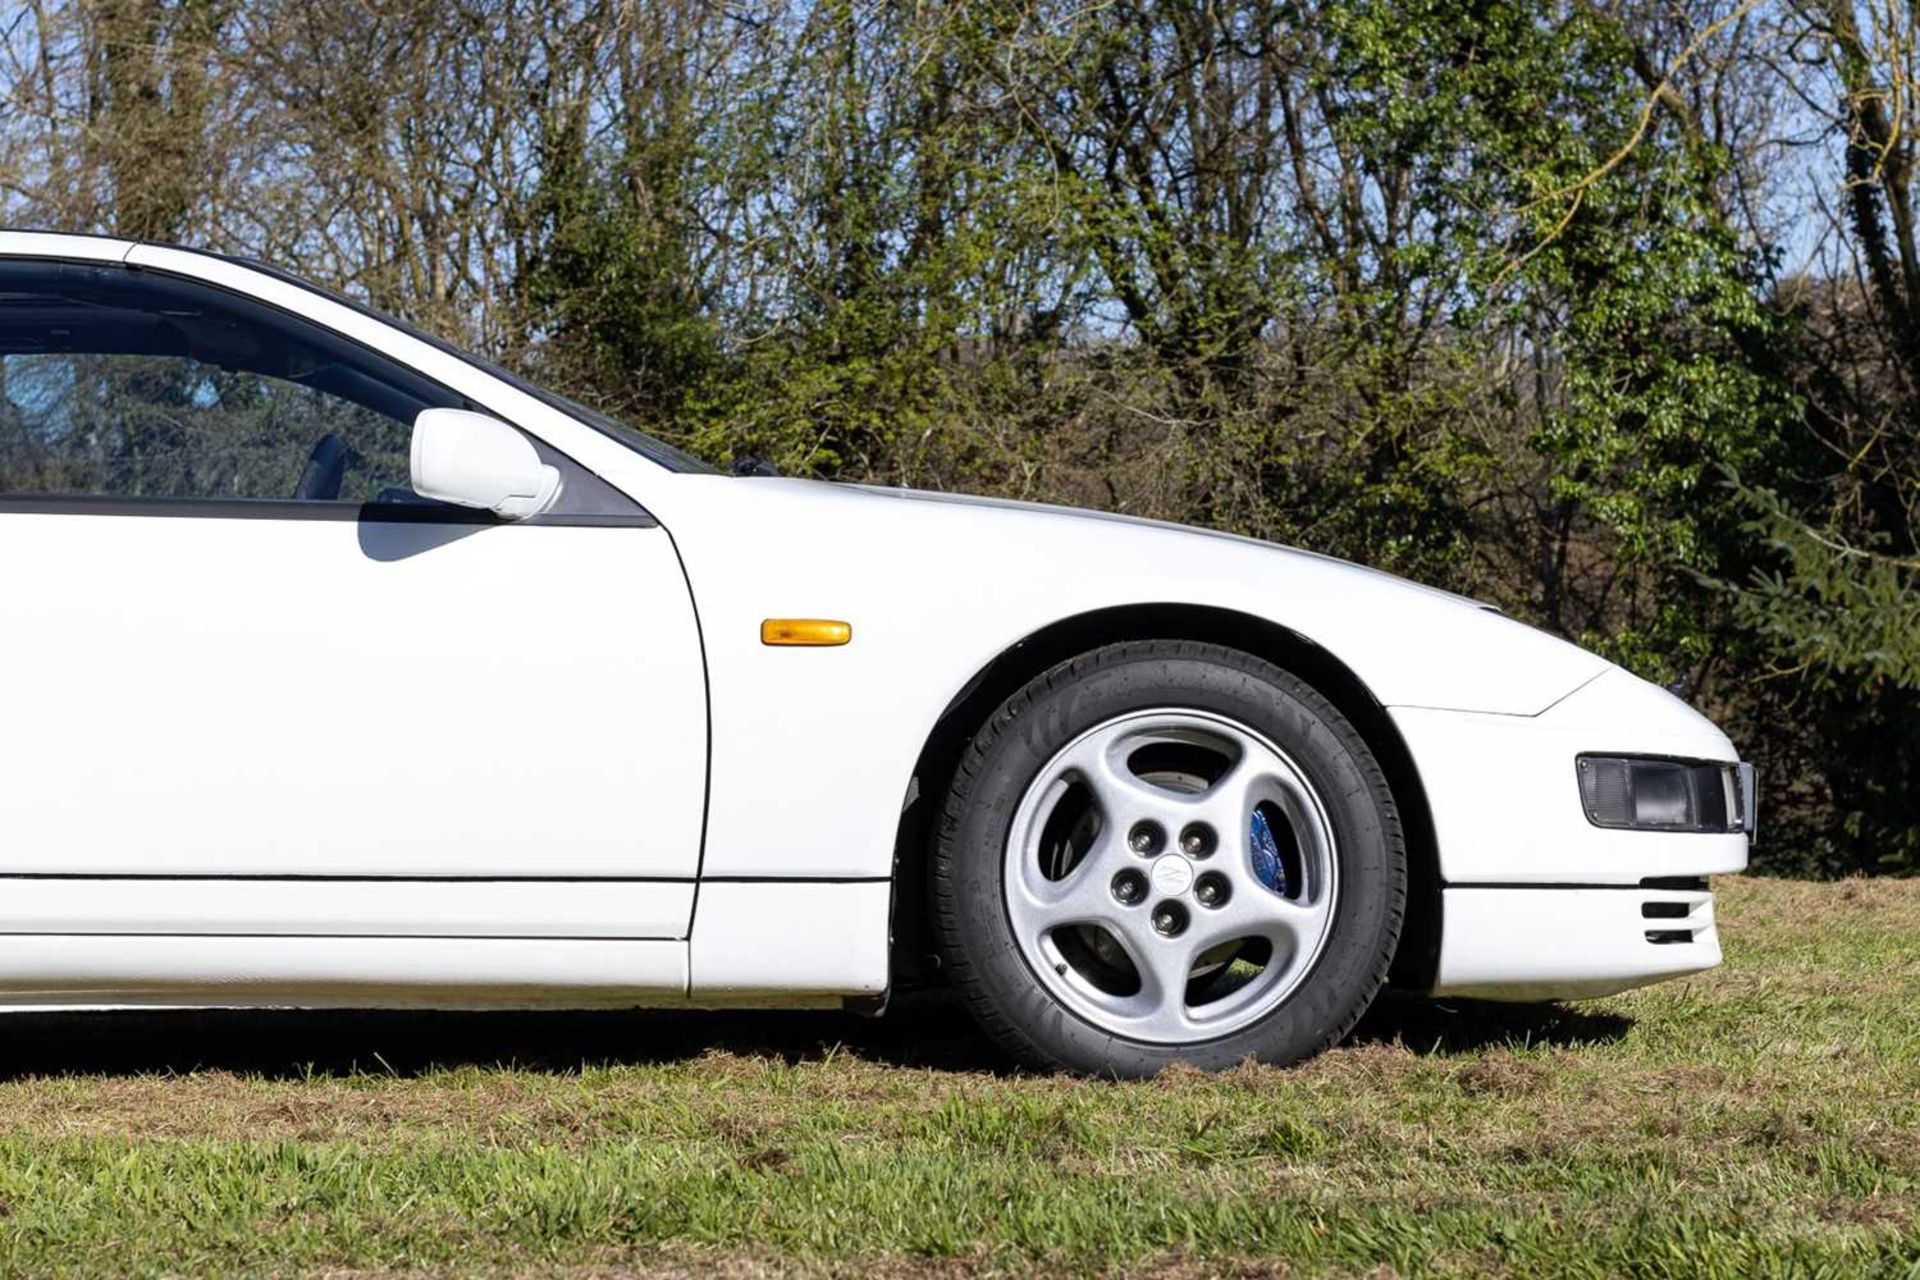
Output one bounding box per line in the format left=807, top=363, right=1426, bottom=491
left=0, top=997, right=1000, bottom=1081
left=1352, top=991, right=1633, bottom=1055
left=0, top=988, right=1629, bottom=1081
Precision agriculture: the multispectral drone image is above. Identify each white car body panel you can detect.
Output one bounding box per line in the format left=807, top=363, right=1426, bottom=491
left=0, top=231, right=136, bottom=263
left=0, top=232, right=1751, bottom=1014
left=0, top=512, right=707, bottom=880
left=645, top=477, right=1611, bottom=880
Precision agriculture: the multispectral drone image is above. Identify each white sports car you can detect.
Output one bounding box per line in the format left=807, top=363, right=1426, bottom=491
left=0, top=232, right=1753, bottom=1076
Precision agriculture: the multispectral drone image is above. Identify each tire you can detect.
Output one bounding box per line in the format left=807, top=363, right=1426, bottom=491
left=930, top=640, right=1405, bottom=1077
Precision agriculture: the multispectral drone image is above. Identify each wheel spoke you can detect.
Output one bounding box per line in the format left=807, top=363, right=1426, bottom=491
left=1006, top=833, right=1127, bottom=934
left=1181, top=891, right=1268, bottom=957
left=1188, top=886, right=1328, bottom=956
left=1127, top=929, right=1204, bottom=1036
left=1054, top=729, right=1199, bottom=824
left=1194, top=751, right=1266, bottom=833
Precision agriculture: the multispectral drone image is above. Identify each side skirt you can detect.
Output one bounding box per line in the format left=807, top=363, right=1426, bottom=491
left=0, top=878, right=893, bottom=1011
left=0, top=935, right=690, bottom=1010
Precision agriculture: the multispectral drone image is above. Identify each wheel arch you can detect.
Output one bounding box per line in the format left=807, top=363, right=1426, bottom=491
left=888, top=603, right=1441, bottom=996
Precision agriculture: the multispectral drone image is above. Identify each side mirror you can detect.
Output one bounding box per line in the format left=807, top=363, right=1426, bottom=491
left=409, top=408, right=561, bottom=520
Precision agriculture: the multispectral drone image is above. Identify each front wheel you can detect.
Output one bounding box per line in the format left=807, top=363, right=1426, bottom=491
left=931, top=641, right=1406, bottom=1076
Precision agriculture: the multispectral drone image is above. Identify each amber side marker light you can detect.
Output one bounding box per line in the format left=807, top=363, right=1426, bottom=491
left=761, top=618, right=852, bottom=647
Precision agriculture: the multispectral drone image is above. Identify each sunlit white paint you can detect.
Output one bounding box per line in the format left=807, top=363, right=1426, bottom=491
left=644, top=477, right=1613, bottom=880
left=688, top=880, right=892, bottom=1003
left=0, top=232, right=137, bottom=263
left=0, top=514, right=706, bottom=878
left=1393, top=669, right=1747, bottom=886
left=1433, top=885, right=1721, bottom=1000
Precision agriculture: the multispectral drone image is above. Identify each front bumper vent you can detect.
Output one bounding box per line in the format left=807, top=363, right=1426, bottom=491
left=1641, top=892, right=1714, bottom=946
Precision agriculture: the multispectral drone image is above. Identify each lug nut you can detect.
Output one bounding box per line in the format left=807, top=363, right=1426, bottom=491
left=1195, top=872, right=1230, bottom=908
left=1127, top=821, right=1165, bottom=856
left=1151, top=901, right=1188, bottom=937
left=1111, top=870, right=1147, bottom=905
left=1179, top=822, right=1216, bottom=858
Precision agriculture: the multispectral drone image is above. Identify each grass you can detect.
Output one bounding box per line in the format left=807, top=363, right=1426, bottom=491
left=0, top=876, right=1913, bottom=1277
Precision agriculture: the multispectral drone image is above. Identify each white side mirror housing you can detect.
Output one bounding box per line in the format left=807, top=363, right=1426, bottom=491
left=409, top=408, right=562, bottom=521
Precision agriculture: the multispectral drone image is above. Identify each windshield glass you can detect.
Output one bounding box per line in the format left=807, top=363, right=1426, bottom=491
left=217, top=253, right=720, bottom=474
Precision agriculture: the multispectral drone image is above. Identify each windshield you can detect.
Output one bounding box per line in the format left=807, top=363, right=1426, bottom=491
left=216, top=253, right=720, bottom=475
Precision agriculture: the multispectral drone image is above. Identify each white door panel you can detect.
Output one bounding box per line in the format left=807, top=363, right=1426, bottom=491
left=0, top=878, right=694, bottom=937
left=0, top=510, right=706, bottom=878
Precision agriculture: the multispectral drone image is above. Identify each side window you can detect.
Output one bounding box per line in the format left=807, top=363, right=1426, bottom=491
left=0, top=261, right=460, bottom=504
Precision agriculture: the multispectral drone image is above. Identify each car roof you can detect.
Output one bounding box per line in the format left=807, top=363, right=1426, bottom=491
left=0, top=229, right=139, bottom=262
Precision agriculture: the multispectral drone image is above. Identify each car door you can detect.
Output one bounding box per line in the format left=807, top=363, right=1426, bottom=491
left=0, top=255, right=706, bottom=938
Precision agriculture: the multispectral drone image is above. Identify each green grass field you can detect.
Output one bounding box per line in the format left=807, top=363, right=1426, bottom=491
left=0, top=876, right=1913, bottom=1277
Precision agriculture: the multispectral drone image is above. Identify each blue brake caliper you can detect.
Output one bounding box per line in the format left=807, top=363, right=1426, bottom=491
left=1249, top=807, right=1289, bottom=897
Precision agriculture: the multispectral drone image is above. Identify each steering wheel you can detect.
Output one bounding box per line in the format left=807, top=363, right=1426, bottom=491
left=292, top=433, right=350, bottom=501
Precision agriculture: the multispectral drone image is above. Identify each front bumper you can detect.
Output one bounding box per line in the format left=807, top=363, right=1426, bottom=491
left=1389, top=666, right=1749, bottom=1000
left=1431, top=881, right=1720, bottom=1001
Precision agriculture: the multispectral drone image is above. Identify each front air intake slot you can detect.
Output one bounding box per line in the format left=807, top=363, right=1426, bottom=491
left=1644, top=929, right=1695, bottom=945
left=1641, top=901, right=1690, bottom=920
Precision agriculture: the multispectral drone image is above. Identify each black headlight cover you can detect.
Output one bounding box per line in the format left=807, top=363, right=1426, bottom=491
left=1575, top=755, right=1746, bottom=833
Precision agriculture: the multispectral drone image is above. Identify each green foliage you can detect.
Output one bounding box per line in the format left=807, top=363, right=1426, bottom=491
left=1720, top=482, right=1920, bottom=875
left=1342, top=2, right=1800, bottom=673
left=1734, top=483, right=1920, bottom=692
left=518, top=101, right=717, bottom=434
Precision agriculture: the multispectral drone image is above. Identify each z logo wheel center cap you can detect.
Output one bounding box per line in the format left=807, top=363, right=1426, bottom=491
left=1149, top=854, right=1196, bottom=897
